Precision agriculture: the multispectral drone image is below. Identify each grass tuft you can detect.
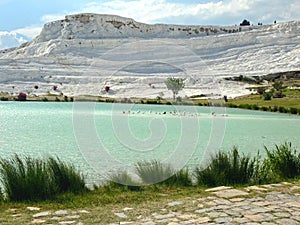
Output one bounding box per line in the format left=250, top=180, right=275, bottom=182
left=195, top=147, right=256, bottom=187
left=264, top=142, right=300, bottom=179
left=0, top=155, right=57, bottom=201
left=47, top=157, right=87, bottom=194
left=135, top=160, right=173, bottom=185
left=0, top=155, right=86, bottom=201
left=164, top=169, right=193, bottom=187
left=105, top=171, right=143, bottom=191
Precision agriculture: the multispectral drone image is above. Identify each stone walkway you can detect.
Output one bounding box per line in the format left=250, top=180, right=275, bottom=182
left=6, top=182, right=300, bottom=225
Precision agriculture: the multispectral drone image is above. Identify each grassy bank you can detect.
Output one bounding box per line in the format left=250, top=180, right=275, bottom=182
left=0, top=143, right=299, bottom=203
left=0, top=143, right=299, bottom=224
left=226, top=90, right=300, bottom=114
left=1, top=89, right=300, bottom=116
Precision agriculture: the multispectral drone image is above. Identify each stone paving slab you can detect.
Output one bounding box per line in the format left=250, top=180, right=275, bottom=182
left=212, top=188, right=250, bottom=198
left=205, top=186, right=232, bottom=192
left=4, top=182, right=300, bottom=225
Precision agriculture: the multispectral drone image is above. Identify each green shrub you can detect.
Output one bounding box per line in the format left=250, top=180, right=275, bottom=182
left=0, top=155, right=57, bottom=201
left=0, top=155, right=87, bottom=201
left=0, top=97, right=9, bottom=101
left=106, top=171, right=142, bottom=191
left=290, top=108, right=298, bottom=115
left=146, top=100, right=159, bottom=104
left=164, top=169, right=193, bottom=187
left=136, top=160, right=173, bottom=185
left=47, top=157, right=86, bottom=194
left=105, top=99, right=115, bottom=103
left=195, top=147, right=256, bottom=187
left=263, top=92, right=272, bottom=100
left=264, top=143, right=300, bottom=179
left=279, top=106, right=288, bottom=113
left=251, top=104, right=259, bottom=110
left=239, top=104, right=252, bottom=110
left=226, top=103, right=238, bottom=108
left=105, top=167, right=192, bottom=190
left=250, top=151, right=275, bottom=184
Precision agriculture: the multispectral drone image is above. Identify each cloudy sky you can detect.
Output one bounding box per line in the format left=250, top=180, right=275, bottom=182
left=1, top=0, right=300, bottom=39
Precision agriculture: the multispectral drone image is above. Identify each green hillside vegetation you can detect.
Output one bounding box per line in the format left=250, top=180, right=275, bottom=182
left=226, top=76, right=300, bottom=113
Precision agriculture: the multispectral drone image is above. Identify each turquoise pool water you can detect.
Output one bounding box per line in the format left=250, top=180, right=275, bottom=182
left=0, top=101, right=299, bottom=184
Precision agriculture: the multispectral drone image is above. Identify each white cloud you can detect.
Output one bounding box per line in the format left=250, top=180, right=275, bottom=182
left=83, top=0, right=180, bottom=23
left=15, top=12, right=66, bottom=40
left=77, top=0, right=300, bottom=25
left=0, top=31, right=28, bottom=50
left=13, top=26, right=42, bottom=39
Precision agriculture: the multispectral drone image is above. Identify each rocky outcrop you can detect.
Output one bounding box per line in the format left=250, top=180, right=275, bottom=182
left=32, top=13, right=228, bottom=43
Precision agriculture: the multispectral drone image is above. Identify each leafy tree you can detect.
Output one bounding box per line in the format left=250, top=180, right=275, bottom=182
left=272, top=81, right=286, bottom=98
left=272, top=81, right=286, bottom=91
left=156, top=96, right=163, bottom=103
left=165, top=77, right=184, bottom=100
left=240, top=19, right=250, bottom=26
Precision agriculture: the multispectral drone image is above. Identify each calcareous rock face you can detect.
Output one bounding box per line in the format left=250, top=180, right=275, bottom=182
left=0, top=13, right=299, bottom=98
left=33, top=13, right=229, bottom=43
